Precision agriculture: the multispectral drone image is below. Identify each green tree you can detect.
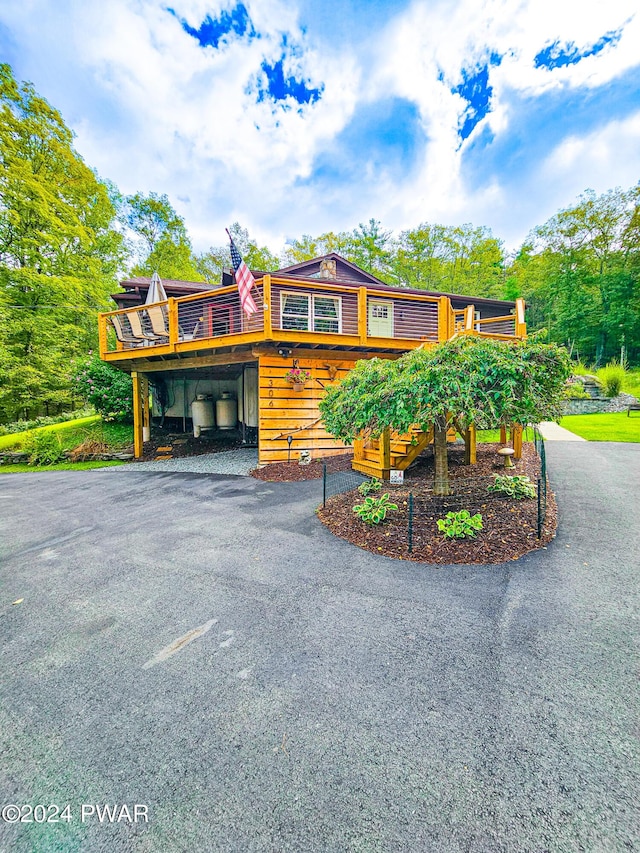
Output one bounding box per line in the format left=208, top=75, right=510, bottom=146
left=0, top=64, right=123, bottom=422
left=516, top=186, right=640, bottom=364
left=320, top=336, right=570, bottom=495
left=122, top=191, right=204, bottom=281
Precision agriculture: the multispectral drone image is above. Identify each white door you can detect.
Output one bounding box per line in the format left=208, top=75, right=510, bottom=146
left=368, top=300, right=394, bottom=337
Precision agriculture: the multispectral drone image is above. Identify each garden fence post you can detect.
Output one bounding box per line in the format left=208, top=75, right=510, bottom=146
left=323, top=462, right=327, bottom=507
left=408, top=492, right=414, bottom=553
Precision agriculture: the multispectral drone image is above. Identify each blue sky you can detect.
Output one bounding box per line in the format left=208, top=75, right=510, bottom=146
left=1, top=0, right=639, bottom=257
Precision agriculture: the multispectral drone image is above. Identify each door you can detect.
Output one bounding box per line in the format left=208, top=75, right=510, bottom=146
left=368, top=300, right=394, bottom=337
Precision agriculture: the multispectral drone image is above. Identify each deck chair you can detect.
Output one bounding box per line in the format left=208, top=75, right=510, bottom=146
left=111, top=314, right=144, bottom=347
left=145, top=304, right=170, bottom=340
left=126, top=309, right=163, bottom=342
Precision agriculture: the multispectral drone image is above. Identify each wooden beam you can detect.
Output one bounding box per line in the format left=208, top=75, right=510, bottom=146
left=512, top=423, right=523, bottom=459
left=252, top=345, right=401, bottom=362
left=358, top=287, right=368, bottom=344
left=127, top=351, right=258, bottom=373
left=379, top=427, right=391, bottom=470
left=464, top=423, right=477, bottom=465
left=263, top=274, right=272, bottom=338
left=132, top=372, right=143, bottom=459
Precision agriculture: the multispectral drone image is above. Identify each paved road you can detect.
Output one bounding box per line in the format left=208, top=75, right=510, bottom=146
left=0, top=442, right=638, bottom=852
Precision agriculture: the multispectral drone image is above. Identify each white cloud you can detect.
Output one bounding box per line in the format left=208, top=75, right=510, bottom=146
left=0, top=0, right=638, bottom=257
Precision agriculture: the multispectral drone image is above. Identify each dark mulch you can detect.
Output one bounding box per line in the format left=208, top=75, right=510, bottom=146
left=251, top=452, right=355, bottom=481
left=316, top=443, right=557, bottom=565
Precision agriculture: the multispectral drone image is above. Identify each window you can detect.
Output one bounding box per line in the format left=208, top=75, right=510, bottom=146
left=281, top=292, right=341, bottom=333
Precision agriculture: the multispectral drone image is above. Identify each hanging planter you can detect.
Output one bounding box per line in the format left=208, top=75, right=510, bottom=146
left=285, top=368, right=311, bottom=391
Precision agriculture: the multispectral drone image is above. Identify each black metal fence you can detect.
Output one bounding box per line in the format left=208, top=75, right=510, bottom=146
left=533, top=425, right=547, bottom=538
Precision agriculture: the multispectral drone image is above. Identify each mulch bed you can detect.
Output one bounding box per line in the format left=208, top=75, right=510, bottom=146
left=313, top=443, right=557, bottom=565
left=251, top=452, right=355, bottom=481
left=139, top=433, right=246, bottom=462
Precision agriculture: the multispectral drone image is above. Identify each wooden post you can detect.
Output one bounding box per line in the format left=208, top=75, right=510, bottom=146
left=132, top=371, right=143, bottom=459
left=500, top=425, right=507, bottom=444
left=379, top=427, right=391, bottom=472
left=464, top=305, right=475, bottom=332
left=141, top=374, right=150, bottom=442
left=358, top=287, right=368, bottom=344
left=168, top=298, right=179, bottom=348
left=262, top=275, right=272, bottom=339
left=515, top=298, right=527, bottom=338
left=512, top=423, right=523, bottom=460
left=464, top=423, right=477, bottom=465
left=98, top=314, right=108, bottom=357
left=438, top=296, right=450, bottom=342
left=353, top=436, right=364, bottom=463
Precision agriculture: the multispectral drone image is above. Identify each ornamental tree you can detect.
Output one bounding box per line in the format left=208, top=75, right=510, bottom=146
left=319, top=336, right=571, bottom=495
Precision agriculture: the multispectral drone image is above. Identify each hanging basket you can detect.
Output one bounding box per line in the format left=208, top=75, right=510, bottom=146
left=292, top=382, right=305, bottom=392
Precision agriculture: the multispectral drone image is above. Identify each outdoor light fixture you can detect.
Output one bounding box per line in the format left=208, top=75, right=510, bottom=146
left=278, top=348, right=292, bottom=358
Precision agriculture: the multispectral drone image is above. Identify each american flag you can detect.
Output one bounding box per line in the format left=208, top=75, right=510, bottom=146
left=228, top=233, right=258, bottom=316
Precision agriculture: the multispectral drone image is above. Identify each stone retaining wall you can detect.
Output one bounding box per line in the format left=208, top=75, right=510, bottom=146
left=562, top=392, right=638, bottom=415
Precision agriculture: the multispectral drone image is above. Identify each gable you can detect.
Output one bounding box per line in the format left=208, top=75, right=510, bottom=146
left=275, top=253, right=388, bottom=286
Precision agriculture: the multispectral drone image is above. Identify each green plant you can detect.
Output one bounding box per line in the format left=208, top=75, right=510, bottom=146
left=437, top=510, right=483, bottom=539
left=22, top=431, right=66, bottom=466
left=358, top=477, right=382, bottom=496
left=74, top=355, right=133, bottom=422
left=596, top=362, right=626, bottom=398
left=564, top=380, right=590, bottom=400
left=352, top=493, right=398, bottom=525
left=487, top=474, right=536, bottom=500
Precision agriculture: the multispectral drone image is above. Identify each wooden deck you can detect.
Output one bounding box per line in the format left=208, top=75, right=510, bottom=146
left=99, top=275, right=526, bottom=365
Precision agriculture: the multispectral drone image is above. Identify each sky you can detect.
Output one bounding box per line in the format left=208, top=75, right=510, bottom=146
left=1, top=0, right=639, bottom=257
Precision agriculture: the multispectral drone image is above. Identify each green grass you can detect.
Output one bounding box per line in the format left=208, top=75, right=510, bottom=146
left=0, top=460, right=125, bottom=474
left=0, top=415, right=101, bottom=450
left=623, top=368, right=640, bottom=400
left=476, top=427, right=537, bottom=444
left=0, top=418, right=132, bottom=452
left=560, top=412, right=640, bottom=442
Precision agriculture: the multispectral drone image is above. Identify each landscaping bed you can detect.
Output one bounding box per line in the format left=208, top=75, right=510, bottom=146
left=251, top=452, right=355, bottom=481
left=315, top=443, right=557, bottom=565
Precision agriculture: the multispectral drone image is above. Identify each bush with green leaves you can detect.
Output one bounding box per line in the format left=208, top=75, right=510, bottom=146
left=358, top=477, right=382, bottom=497
left=22, top=431, right=66, bottom=466
left=74, top=355, right=133, bottom=422
left=596, top=362, right=626, bottom=398
left=437, top=510, right=483, bottom=539
left=487, top=474, right=536, bottom=500
left=353, top=493, right=398, bottom=525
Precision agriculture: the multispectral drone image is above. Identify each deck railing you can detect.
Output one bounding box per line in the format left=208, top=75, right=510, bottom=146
left=98, top=275, right=526, bottom=360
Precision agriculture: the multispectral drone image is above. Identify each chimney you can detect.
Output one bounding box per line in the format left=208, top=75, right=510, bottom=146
left=319, top=258, right=337, bottom=280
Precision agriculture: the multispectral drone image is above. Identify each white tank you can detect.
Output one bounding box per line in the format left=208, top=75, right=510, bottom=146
left=191, top=395, right=214, bottom=437
left=216, top=391, right=237, bottom=430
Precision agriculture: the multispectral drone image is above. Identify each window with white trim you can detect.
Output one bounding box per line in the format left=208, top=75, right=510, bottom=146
left=281, top=292, right=341, bottom=333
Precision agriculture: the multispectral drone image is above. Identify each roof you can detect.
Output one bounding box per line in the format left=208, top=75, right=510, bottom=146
left=111, top=255, right=516, bottom=311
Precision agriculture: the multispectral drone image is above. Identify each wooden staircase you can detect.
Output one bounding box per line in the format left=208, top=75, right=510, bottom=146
left=352, top=425, right=438, bottom=480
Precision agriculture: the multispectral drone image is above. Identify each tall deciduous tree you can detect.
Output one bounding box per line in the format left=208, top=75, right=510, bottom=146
left=320, top=337, right=570, bottom=494
left=0, top=64, right=123, bottom=421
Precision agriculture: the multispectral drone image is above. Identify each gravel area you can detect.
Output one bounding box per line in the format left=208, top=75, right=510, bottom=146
left=104, top=448, right=259, bottom=476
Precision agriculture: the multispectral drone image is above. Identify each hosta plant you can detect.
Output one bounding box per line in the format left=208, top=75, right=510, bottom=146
left=353, top=493, right=398, bottom=525
left=487, top=474, right=536, bottom=500
left=437, top=510, right=483, bottom=539
left=358, top=477, right=382, bottom=497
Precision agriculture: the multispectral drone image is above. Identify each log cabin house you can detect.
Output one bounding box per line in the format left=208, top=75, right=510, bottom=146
left=98, top=254, right=526, bottom=478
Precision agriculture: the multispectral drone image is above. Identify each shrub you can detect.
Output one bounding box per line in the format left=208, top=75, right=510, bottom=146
left=437, top=510, right=483, bottom=539
left=564, top=380, right=590, bottom=400
left=353, top=493, right=398, bottom=525
left=358, top=477, right=382, bottom=496
left=22, top=431, right=66, bottom=466
left=74, top=355, right=133, bottom=422
left=487, top=474, right=536, bottom=500
left=597, top=362, right=626, bottom=398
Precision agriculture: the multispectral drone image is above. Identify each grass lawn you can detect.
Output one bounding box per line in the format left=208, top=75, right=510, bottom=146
left=560, top=412, right=640, bottom=442
left=0, top=415, right=101, bottom=451
left=0, top=419, right=132, bottom=453
left=0, top=418, right=133, bottom=473
left=0, top=460, right=125, bottom=474
left=623, top=368, right=640, bottom=400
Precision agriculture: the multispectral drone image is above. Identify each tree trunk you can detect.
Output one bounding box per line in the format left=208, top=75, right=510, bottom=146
left=433, top=421, right=450, bottom=496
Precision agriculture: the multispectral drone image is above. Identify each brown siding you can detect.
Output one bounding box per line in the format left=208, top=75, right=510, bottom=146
left=258, top=353, right=394, bottom=464
left=270, top=283, right=358, bottom=335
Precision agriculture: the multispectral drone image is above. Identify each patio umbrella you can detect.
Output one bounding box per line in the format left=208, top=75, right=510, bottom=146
left=146, top=270, right=167, bottom=304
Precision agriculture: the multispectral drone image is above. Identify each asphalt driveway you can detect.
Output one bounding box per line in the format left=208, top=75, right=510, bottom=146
left=0, top=441, right=639, bottom=852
